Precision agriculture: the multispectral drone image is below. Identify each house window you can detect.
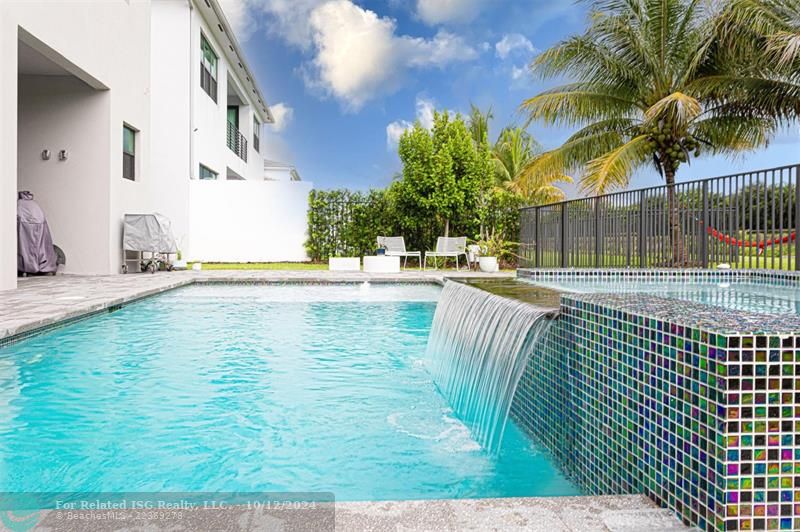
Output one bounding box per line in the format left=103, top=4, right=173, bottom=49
left=123, top=125, right=136, bottom=180
left=200, top=34, right=218, bottom=102
left=199, top=164, right=218, bottom=180
left=253, top=117, right=260, bottom=153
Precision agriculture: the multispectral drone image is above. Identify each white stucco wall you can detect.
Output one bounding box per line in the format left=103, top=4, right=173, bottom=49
left=191, top=8, right=264, bottom=182
left=17, top=76, right=111, bottom=274
left=188, top=180, right=312, bottom=262
left=149, top=0, right=192, bottom=253
left=1, top=0, right=295, bottom=289
left=1, top=0, right=152, bottom=288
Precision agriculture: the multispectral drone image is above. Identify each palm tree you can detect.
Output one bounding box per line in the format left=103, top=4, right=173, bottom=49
left=519, top=0, right=800, bottom=264
left=720, top=0, right=800, bottom=70
left=493, top=127, right=572, bottom=204
left=468, top=104, right=493, bottom=146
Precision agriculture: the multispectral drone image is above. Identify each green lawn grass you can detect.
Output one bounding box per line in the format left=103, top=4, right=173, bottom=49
left=528, top=250, right=797, bottom=271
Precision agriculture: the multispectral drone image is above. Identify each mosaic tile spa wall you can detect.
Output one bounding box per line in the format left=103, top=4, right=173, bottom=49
left=510, top=292, right=800, bottom=531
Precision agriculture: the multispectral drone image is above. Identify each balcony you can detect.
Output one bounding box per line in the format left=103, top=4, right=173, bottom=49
left=226, top=120, right=247, bottom=162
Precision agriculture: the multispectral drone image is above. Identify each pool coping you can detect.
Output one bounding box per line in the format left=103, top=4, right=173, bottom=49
left=24, top=494, right=688, bottom=531
left=518, top=268, right=800, bottom=335
left=0, top=270, right=513, bottom=344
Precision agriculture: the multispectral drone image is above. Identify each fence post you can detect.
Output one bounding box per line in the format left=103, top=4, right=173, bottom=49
left=700, top=180, right=709, bottom=268
left=560, top=203, right=568, bottom=268
left=795, top=165, right=800, bottom=271
left=534, top=207, right=540, bottom=269
left=638, top=190, right=646, bottom=268
left=594, top=197, right=601, bottom=267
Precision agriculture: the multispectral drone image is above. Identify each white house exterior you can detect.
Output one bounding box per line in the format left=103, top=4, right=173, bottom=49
left=1, top=0, right=311, bottom=291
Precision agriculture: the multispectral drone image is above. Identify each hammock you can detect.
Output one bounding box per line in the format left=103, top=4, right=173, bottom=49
left=704, top=224, right=796, bottom=254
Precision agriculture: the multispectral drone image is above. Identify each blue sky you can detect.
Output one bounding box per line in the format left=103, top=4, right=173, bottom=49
left=221, top=0, right=800, bottom=195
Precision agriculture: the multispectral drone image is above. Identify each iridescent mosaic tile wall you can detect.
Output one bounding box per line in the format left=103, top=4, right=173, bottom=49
left=510, top=291, right=800, bottom=532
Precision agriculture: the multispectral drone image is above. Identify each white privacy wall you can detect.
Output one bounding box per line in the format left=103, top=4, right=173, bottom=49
left=188, top=180, right=312, bottom=262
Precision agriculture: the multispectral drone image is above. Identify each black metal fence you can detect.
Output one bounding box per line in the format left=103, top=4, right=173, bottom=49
left=519, top=164, right=800, bottom=270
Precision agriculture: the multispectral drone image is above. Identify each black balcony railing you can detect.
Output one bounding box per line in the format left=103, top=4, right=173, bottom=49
left=226, top=120, right=248, bottom=162
left=519, top=164, right=800, bottom=271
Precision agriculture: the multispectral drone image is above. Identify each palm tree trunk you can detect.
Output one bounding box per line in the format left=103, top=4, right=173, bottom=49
left=664, top=167, right=685, bottom=266
left=444, top=218, right=450, bottom=237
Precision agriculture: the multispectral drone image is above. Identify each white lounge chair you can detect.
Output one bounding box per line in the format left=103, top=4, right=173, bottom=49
left=377, top=236, right=422, bottom=269
left=424, top=236, right=468, bottom=270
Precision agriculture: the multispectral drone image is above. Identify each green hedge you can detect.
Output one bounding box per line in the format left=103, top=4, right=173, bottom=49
left=305, top=188, right=522, bottom=262
left=306, top=189, right=394, bottom=261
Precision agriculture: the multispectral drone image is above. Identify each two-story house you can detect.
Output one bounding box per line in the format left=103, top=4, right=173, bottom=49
left=0, top=0, right=311, bottom=291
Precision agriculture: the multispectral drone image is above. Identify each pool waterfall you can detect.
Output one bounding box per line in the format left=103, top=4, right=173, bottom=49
left=425, top=281, right=554, bottom=454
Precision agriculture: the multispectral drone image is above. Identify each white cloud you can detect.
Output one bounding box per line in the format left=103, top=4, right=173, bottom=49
left=222, top=0, right=478, bottom=110
left=307, top=1, right=476, bottom=110
left=250, top=0, right=325, bottom=50
left=416, top=0, right=486, bottom=25
left=218, top=0, right=258, bottom=41
left=386, top=121, right=412, bottom=149
left=511, top=65, right=527, bottom=81
left=269, top=102, right=294, bottom=131
left=415, top=98, right=435, bottom=129
left=495, top=33, right=536, bottom=59
left=386, top=97, right=436, bottom=149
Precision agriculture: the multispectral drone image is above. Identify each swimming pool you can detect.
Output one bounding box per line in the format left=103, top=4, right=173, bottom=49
left=0, top=283, right=577, bottom=500
left=520, top=277, right=800, bottom=314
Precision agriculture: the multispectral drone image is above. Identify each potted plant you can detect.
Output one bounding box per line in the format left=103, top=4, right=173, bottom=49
left=472, top=233, right=511, bottom=273
left=172, top=249, right=188, bottom=270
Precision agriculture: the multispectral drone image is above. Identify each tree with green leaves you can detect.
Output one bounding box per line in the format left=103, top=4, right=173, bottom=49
left=519, top=0, right=800, bottom=264
left=396, top=111, right=492, bottom=243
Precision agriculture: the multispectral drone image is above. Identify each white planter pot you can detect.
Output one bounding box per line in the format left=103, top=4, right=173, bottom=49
left=479, top=256, right=498, bottom=273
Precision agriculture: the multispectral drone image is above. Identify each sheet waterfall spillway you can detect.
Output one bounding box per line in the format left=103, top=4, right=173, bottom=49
left=425, top=281, right=553, bottom=454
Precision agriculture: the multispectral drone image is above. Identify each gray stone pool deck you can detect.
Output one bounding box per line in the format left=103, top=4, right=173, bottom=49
left=27, top=495, right=687, bottom=531
left=0, top=271, right=689, bottom=531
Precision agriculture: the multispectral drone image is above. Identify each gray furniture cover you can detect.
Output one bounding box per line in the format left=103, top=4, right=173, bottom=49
left=122, top=213, right=177, bottom=253
left=17, top=191, right=57, bottom=274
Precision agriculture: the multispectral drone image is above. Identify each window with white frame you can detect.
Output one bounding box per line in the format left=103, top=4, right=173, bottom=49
left=199, top=164, right=218, bottom=180
left=253, top=116, right=260, bottom=153
left=200, top=34, right=218, bottom=102
left=123, top=124, right=137, bottom=181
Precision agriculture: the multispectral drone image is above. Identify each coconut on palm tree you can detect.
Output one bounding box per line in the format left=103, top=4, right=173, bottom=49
left=519, top=0, right=800, bottom=264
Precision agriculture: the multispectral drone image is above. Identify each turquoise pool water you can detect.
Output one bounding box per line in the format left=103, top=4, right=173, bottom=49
left=0, top=284, right=578, bottom=500
left=522, top=278, right=800, bottom=315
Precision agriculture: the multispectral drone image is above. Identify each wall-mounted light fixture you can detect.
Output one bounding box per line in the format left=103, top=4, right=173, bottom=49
left=58, top=150, right=68, bottom=161
left=41, top=149, right=51, bottom=161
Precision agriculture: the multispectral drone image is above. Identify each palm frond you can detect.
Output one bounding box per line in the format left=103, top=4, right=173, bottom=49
left=645, top=91, right=702, bottom=127
left=580, top=135, right=652, bottom=194
left=519, top=128, right=626, bottom=190
left=520, top=83, right=638, bottom=127
left=691, top=115, right=777, bottom=153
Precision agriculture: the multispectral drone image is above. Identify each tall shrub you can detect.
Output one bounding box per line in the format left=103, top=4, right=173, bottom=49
left=395, top=111, right=492, bottom=251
